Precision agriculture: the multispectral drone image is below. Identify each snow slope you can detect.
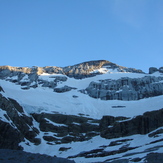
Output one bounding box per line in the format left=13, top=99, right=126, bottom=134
left=19, top=128, right=163, bottom=163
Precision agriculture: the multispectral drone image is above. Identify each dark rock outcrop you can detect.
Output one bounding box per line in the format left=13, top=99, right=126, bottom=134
left=0, top=120, right=23, bottom=150
left=0, top=93, right=41, bottom=149
left=85, top=76, right=163, bottom=101
left=145, top=152, right=163, bottom=163
left=68, top=145, right=138, bottom=159
left=149, top=67, right=158, bottom=74
left=159, top=67, right=163, bottom=73
left=32, top=113, right=100, bottom=143
left=0, top=149, right=75, bottom=163
left=148, top=128, right=163, bottom=137
left=0, top=86, right=4, bottom=92
left=149, top=66, right=163, bottom=74
left=100, top=108, right=163, bottom=139
left=53, top=85, right=77, bottom=93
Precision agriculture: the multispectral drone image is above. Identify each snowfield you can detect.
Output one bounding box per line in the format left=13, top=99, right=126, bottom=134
left=1, top=72, right=163, bottom=119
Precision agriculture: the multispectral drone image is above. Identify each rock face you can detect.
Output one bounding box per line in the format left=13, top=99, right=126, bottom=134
left=149, top=67, right=159, bottom=74
left=0, top=93, right=41, bottom=149
left=145, top=153, right=163, bottom=163
left=149, top=66, right=163, bottom=74
left=100, top=108, right=163, bottom=139
left=32, top=113, right=100, bottom=144
left=85, top=76, right=163, bottom=100
left=53, top=85, right=77, bottom=93
left=0, top=120, right=23, bottom=150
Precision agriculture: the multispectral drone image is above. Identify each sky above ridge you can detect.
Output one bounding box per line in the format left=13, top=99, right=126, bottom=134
left=0, top=0, right=163, bottom=73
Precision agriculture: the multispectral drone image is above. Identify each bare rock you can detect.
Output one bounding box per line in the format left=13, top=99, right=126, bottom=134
left=149, top=67, right=158, bottom=74
left=0, top=93, right=41, bottom=148
left=86, top=76, right=163, bottom=101
left=100, top=108, right=163, bottom=139
left=54, top=85, right=77, bottom=93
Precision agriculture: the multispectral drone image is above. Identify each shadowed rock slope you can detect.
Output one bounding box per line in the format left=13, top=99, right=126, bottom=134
left=0, top=149, right=75, bottom=163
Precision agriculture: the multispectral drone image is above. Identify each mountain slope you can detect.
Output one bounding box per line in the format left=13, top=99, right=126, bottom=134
left=0, top=60, right=163, bottom=163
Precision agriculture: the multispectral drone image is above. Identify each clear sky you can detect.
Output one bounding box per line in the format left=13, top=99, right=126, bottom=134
left=0, top=0, right=163, bottom=72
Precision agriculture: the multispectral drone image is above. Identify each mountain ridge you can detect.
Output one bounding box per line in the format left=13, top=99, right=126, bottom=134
left=0, top=60, right=144, bottom=79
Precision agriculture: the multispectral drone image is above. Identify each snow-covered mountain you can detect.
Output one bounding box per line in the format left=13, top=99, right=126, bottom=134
left=0, top=60, right=163, bottom=163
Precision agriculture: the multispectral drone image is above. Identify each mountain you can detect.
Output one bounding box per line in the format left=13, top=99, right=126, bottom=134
left=0, top=60, right=163, bottom=163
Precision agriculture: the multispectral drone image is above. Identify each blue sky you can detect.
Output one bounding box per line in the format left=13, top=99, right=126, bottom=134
left=0, top=0, right=163, bottom=72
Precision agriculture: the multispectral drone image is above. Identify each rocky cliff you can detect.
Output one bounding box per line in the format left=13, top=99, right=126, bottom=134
left=85, top=76, right=163, bottom=100
left=100, top=109, right=163, bottom=139
left=0, top=92, right=40, bottom=149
